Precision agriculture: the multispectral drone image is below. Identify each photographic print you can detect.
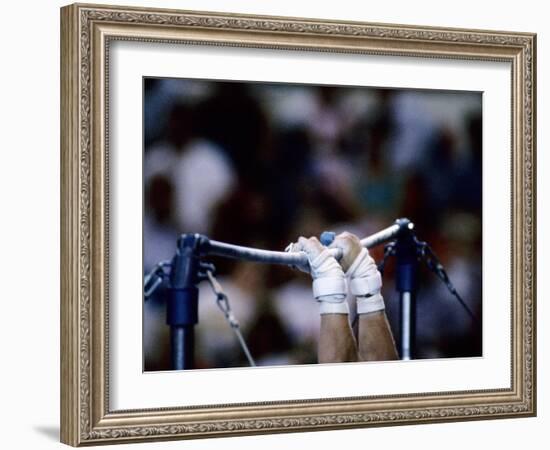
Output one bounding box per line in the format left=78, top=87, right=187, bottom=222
left=61, top=4, right=535, bottom=445
left=143, top=78, right=483, bottom=371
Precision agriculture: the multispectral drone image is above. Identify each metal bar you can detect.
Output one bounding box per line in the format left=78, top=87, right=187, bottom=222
left=205, top=240, right=307, bottom=267
left=203, top=222, right=402, bottom=271
left=360, top=223, right=401, bottom=249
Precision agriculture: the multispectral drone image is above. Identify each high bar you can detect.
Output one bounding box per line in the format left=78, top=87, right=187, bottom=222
left=201, top=219, right=410, bottom=271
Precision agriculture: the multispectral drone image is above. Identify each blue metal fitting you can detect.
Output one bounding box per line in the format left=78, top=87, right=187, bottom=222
left=320, top=231, right=336, bottom=246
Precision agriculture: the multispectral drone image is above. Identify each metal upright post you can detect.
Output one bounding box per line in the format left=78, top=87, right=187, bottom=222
left=394, top=218, right=418, bottom=360
left=167, top=234, right=204, bottom=370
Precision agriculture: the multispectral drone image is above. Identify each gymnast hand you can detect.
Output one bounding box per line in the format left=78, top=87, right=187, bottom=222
left=328, top=232, right=385, bottom=315
left=288, top=236, right=349, bottom=315
left=328, top=231, right=398, bottom=361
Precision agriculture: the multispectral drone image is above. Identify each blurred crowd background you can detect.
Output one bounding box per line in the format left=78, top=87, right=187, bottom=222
left=143, top=77, right=482, bottom=371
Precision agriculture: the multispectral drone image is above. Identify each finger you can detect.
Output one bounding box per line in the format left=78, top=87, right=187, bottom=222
left=329, top=233, right=351, bottom=249
left=308, top=236, right=321, bottom=245
left=307, top=236, right=324, bottom=252
left=296, top=236, right=320, bottom=253
left=293, top=236, right=308, bottom=252
left=338, top=231, right=360, bottom=243
left=337, top=231, right=353, bottom=239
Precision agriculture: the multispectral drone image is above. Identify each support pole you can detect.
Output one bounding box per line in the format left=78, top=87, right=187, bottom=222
left=167, top=234, right=205, bottom=370
left=394, top=218, right=418, bottom=360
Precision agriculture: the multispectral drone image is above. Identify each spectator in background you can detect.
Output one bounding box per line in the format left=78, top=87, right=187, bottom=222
left=172, top=135, right=235, bottom=234
left=353, top=112, right=403, bottom=222
left=143, top=175, right=178, bottom=272
left=145, top=97, right=238, bottom=236
left=454, top=113, right=483, bottom=213
left=144, top=102, right=191, bottom=184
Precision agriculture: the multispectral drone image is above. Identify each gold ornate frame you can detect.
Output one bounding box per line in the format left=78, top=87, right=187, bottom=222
left=60, top=2, right=536, bottom=446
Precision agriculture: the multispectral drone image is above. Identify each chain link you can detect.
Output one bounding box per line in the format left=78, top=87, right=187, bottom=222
left=205, top=270, right=256, bottom=367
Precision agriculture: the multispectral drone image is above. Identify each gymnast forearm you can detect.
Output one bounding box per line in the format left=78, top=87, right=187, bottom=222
left=357, top=311, right=398, bottom=361
left=319, top=314, right=358, bottom=363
